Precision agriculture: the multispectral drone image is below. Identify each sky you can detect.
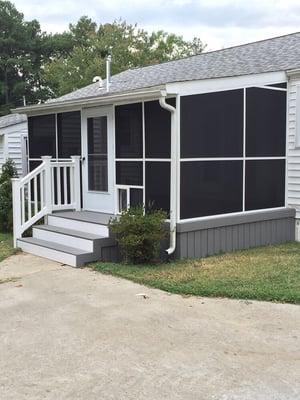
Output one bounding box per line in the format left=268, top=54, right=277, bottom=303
left=13, top=0, right=300, bottom=51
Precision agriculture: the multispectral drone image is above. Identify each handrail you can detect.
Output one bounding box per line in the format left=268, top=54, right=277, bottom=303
left=12, top=155, right=81, bottom=247
left=18, top=160, right=46, bottom=185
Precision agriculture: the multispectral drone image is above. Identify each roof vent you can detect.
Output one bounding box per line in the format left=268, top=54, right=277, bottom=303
left=93, top=76, right=103, bottom=88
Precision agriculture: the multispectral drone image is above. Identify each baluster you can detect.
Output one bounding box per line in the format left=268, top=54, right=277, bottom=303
left=51, top=166, right=55, bottom=205
left=40, top=170, right=44, bottom=209
left=70, top=165, right=74, bottom=206
left=34, top=176, right=38, bottom=214
left=57, top=165, right=61, bottom=206
left=27, top=180, right=32, bottom=219
left=63, top=166, right=67, bottom=205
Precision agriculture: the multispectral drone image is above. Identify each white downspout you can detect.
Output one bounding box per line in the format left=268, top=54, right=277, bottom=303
left=159, top=92, right=177, bottom=255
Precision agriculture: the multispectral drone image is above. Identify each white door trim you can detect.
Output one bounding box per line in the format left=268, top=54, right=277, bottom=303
left=81, top=105, right=115, bottom=213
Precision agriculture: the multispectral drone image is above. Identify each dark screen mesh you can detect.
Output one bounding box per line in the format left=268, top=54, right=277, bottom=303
left=116, top=162, right=143, bottom=186
left=57, top=111, right=81, bottom=157
left=180, top=161, right=243, bottom=219
left=87, top=117, right=108, bottom=192
left=246, top=87, right=286, bottom=156
left=266, top=83, right=287, bottom=89
left=145, top=162, right=170, bottom=213
left=181, top=89, right=243, bottom=158
left=245, top=160, right=285, bottom=210
left=115, top=103, right=143, bottom=158
left=130, top=188, right=143, bottom=207
left=145, top=98, right=175, bottom=158
left=28, top=114, right=56, bottom=158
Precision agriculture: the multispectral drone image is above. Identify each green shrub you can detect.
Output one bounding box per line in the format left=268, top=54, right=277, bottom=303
left=0, top=159, right=18, bottom=232
left=109, top=206, right=168, bottom=264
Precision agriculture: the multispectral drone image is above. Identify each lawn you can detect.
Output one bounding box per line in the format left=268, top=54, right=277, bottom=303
left=92, top=242, right=300, bottom=304
left=0, top=233, right=17, bottom=263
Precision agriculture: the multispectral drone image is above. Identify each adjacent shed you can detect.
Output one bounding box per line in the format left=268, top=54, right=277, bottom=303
left=0, top=114, right=28, bottom=177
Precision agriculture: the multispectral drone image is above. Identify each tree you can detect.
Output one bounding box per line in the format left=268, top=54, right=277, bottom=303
left=0, top=1, right=73, bottom=115
left=43, top=19, right=206, bottom=97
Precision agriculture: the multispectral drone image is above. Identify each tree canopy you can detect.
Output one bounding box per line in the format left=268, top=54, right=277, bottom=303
left=0, top=1, right=206, bottom=115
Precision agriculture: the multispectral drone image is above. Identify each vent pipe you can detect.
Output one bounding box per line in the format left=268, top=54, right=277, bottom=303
left=93, top=76, right=103, bottom=88
left=106, top=55, right=112, bottom=92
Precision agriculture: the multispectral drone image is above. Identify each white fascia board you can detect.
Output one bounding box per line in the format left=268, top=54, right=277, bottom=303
left=11, top=86, right=166, bottom=116
left=166, top=71, right=287, bottom=96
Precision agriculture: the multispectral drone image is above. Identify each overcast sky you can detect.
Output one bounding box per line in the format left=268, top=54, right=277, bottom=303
left=13, top=0, right=300, bottom=50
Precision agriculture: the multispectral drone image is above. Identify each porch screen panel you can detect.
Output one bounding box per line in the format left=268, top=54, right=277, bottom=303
left=245, top=160, right=285, bottom=210
left=115, top=103, right=143, bottom=158
left=145, top=98, right=175, bottom=158
left=28, top=114, right=56, bottom=158
left=246, top=87, right=286, bottom=157
left=130, top=188, right=143, bottom=208
left=87, top=116, right=108, bottom=191
left=116, top=162, right=143, bottom=186
left=180, top=89, right=243, bottom=158
left=145, top=162, right=170, bottom=213
left=180, top=161, right=243, bottom=219
left=57, top=111, right=81, bottom=157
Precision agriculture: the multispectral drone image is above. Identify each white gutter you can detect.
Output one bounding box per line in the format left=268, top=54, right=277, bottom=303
left=159, top=92, right=177, bottom=255
left=11, top=86, right=166, bottom=116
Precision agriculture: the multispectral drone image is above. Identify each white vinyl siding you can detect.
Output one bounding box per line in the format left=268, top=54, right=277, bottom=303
left=287, top=74, right=300, bottom=218
left=0, top=122, right=28, bottom=177
left=0, top=135, right=6, bottom=168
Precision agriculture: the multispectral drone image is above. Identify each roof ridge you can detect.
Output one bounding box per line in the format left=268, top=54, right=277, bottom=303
left=117, top=31, right=300, bottom=75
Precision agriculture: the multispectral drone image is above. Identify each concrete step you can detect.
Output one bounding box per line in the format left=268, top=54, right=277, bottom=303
left=17, top=237, right=97, bottom=267
left=33, top=225, right=105, bottom=252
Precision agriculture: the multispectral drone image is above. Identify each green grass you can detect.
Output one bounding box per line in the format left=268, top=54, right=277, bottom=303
left=0, top=233, right=17, bottom=263
left=92, top=242, right=300, bottom=304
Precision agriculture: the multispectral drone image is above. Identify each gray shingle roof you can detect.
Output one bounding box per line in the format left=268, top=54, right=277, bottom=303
left=0, top=113, right=27, bottom=129
left=49, top=32, right=300, bottom=104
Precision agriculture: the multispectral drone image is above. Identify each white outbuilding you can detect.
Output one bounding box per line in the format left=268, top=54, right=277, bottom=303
left=0, top=113, right=28, bottom=177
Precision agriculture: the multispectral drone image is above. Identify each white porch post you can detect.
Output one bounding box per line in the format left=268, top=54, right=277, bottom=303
left=71, top=155, right=81, bottom=211
left=41, top=156, right=52, bottom=214
left=11, top=177, right=21, bottom=248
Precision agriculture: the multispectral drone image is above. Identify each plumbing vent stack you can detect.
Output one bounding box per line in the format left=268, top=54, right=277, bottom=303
left=106, top=55, right=112, bottom=92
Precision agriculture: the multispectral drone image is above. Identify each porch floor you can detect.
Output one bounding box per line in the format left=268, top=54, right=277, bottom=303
left=53, top=210, right=115, bottom=226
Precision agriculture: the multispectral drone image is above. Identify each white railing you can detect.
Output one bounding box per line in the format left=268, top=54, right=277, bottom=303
left=12, top=155, right=81, bottom=247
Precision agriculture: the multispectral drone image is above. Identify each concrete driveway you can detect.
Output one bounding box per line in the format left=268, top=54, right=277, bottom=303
left=0, top=253, right=299, bottom=400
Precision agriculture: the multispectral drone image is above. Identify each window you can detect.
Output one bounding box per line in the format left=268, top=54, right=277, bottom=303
left=115, top=103, right=143, bottom=158
left=181, top=89, right=244, bottom=158
left=181, top=161, right=243, bottom=219
left=57, top=111, right=81, bottom=157
left=246, top=87, right=286, bottom=156
left=245, top=160, right=285, bottom=210
left=87, top=116, right=108, bottom=191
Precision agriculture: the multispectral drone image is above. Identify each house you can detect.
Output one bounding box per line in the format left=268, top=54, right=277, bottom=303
left=0, top=114, right=28, bottom=177
left=11, top=32, right=300, bottom=267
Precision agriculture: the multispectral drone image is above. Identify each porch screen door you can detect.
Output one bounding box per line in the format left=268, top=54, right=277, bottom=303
left=82, top=107, right=115, bottom=213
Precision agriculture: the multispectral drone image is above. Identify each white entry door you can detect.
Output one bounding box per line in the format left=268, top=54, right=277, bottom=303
left=82, top=106, right=115, bottom=213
